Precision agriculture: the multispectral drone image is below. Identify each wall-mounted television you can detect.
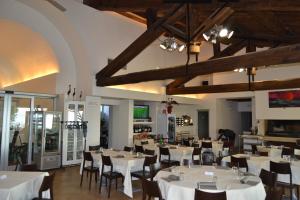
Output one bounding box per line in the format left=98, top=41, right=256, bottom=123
left=134, top=105, right=149, bottom=119
left=269, top=90, right=300, bottom=108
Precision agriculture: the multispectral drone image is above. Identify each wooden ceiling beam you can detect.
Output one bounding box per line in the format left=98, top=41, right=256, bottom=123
left=117, top=12, right=147, bottom=25
left=97, top=43, right=300, bottom=86
left=166, top=78, right=300, bottom=94
left=83, top=0, right=300, bottom=12
left=166, top=39, right=247, bottom=88
left=96, top=4, right=185, bottom=79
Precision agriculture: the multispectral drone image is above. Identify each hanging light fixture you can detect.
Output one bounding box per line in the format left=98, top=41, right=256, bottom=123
left=159, top=37, right=186, bottom=52
left=202, top=25, right=234, bottom=43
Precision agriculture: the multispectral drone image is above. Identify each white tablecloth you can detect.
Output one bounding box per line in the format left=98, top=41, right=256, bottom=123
left=222, top=154, right=300, bottom=185
left=155, top=165, right=266, bottom=200
left=257, top=146, right=282, bottom=157
left=143, top=144, right=193, bottom=164
left=80, top=150, right=147, bottom=198
left=0, top=171, right=50, bottom=200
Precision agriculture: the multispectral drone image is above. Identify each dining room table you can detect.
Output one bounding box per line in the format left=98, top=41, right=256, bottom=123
left=154, top=165, right=266, bottom=200
left=0, top=171, right=49, bottom=200
left=80, top=149, right=152, bottom=198
left=222, top=153, right=300, bottom=185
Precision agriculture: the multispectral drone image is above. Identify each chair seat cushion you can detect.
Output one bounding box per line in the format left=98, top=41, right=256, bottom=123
left=102, top=171, right=123, bottom=178
left=131, top=170, right=152, bottom=179
left=160, top=160, right=180, bottom=165
left=83, top=166, right=99, bottom=172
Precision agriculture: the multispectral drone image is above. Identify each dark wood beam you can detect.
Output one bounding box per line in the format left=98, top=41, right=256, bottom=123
left=97, top=43, right=300, bottom=86
left=117, top=12, right=147, bottom=25
left=83, top=0, right=300, bottom=12
left=191, top=7, right=234, bottom=42
left=166, top=39, right=247, bottom=88
left=162, top=24, right=187, bottom=41
left=166, top=78, right=300, bottom=94
left=96, top=4, right=185, bottom=79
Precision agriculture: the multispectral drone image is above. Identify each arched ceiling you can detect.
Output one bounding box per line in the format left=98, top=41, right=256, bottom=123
left=0, top=19, right=59, bottom=88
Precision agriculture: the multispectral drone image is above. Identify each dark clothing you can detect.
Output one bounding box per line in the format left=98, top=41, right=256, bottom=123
left=217, top=129, right=236, bottom=141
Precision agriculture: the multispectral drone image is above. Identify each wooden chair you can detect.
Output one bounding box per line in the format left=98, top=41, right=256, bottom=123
left=32, top=173, right=55, bottom=200
left=182, top=139, right=190, bottom=147
left=192, top=143, right=200, bottom=148
left=131, top=155, right=157, bottom=181
left=192, top=147, right=202, bottom=163
left=99, top=155, right=123, bottom=198
left=194, top=189, right=227, bottom=200
left=123, top=146, right=133, bottom=152
left=202, top=141, right=212, bottom=149
left=144, top=149, right=155, bottom=156
left=141, top=141, right=149, bottom=145
left=230, top=156, right=248, bottom=172
left=281, top=147, right=293, bottom=157
left=270, top=161, right=299, bottom=200
left=193, top=159, right=201, bottom=165
left=89, top=145, right=100, bottom=151
left=259, top=169, right=277, bottom=200
left=251, top=144, right=258, bottom=154
left=80, top=151, right=99, bottom=190
left=135, top=145, right=144, bottom=153
left=20, top=163, right=38, bottom=171
left=159, top=147, right=180, bottom=167
left=141, top=178, right=163, bottom=200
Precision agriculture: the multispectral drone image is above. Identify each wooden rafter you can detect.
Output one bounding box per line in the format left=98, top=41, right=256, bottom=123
left=166, top=40, right=247, bottom=88
left=166, top=78, right=300, bottom=94
left=96, top=4, right=185, bottom=79
left=83, top=0, right=300, bottom=12
left=97, top=43, right=300, bottom=86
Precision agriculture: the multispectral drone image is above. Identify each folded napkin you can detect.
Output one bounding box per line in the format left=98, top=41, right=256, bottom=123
left=114, top=155, right=125, bottom=158
left=0, top=175, right=7, bottom=180
left=161, top=174, right=180, bottom=182
left=198, top=182, right=217, bottom=190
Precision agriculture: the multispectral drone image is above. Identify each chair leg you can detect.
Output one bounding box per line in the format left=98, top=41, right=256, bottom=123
left=99, top=175, right=103, bottom=193
left=115, top=178, right=118, bottom=189
left=142, top=192, right=146, bottom=200
left=89, top=171, right=92, bottom=190
left=108, top=178, right=112, bottom=198
left=297, top=185, right=300, bottom=199
left=95, top=172, right=97, bottom=183
left=105, top=177, right=107, bottom=186
left=80, top=171, right=84, bottom=186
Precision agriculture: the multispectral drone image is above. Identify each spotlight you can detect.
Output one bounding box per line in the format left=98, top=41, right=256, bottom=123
left=203, top=32, right=210, bottom=41
left=219, top=27, right=228, bottom=37
left=160, top=43, right=167, bottom=50
left=159, top=37, right=186, bottom=53
left=238, top=68, right=244, bottom=72
left=227, top=30, right=234, bottom=39
left=178, top=44, right=186, bottom=52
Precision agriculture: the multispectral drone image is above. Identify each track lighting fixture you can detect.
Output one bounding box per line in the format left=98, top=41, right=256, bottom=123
left=203, top=25, right=234, bottom=43
left=159, top=37, right=186, bottom=52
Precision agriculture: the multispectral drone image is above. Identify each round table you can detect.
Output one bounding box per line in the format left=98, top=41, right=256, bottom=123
left=155, top=165, right=266, bottom=200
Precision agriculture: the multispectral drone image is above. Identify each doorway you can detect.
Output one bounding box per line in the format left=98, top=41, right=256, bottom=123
left=198, top=110, right=209, bottom=139
left=100, top=105, right=111, bottom=148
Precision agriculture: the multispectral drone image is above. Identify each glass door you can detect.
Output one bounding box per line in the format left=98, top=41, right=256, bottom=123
left=8, top=97, right=33, bottom=168
left=44, top=112, right=61, bottom=155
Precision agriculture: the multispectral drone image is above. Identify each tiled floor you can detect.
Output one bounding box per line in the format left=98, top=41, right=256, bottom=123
left=53, top=166, right=142, bottom=200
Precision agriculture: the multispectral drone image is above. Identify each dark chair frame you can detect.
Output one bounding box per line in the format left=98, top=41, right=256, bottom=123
left=230, top=156, right=248, bottom=171
left=89, top=145, right=101, bottom=151
left=80, top=151, right=99, bottom=190
left=141, top=178, right=163, bottom=200
left=144, top=149, right=155, bottom=156
left=131, top=155, right=158, bottom=181
left=32, top=173, right=55, bottom=200
left=159, top=147, right=180, bottom=167
left=123, top=146, right=133, bottom=152
left=99, top=155, right=124, bottom=198
left=135, top=145, right=144, bottom=153
left=194, top=189, right=227, bottom=200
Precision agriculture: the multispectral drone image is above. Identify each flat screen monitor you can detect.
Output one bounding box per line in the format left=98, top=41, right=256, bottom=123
left=134, top=105, right=149, bottom=119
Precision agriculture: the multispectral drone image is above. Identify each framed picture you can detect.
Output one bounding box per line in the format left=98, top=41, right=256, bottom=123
left=269, top=90, right=300, bottom=108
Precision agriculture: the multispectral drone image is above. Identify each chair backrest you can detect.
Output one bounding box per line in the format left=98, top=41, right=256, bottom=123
left=193, top=159, right=201, bottom=165
left=230, top=156, right=248, bottom=171
left=124, top=146, right=133, bottom=152
left=281, top=147, right=293, bottom=157
left=251, top=144, right=257, bottom=154
left=144, top=149, right=155, bottom=155
left=141, top=178, right=163, bottom=200
left=258, top=151, right=268, bottom=156
left=192, top=143, right=200, bottom=148
left=182, top=139, right=190, bottom=147
left=192, top=147, right=202, bottom=161
left=296, top=139, right=300, bottom=146
left=202, top=142, right=212, bottom=149
left=39, top=173, right=55, bottom=199
left=141, top=141, right=149, bottom=145
left=20, top=164, right=38, bottom=171
left=194, top=189, right=227, bottom=200
left=202, top=151, right=214, bottom=165
left=270, top=161, right=291, bottom=175
left=159, top=147, right=170, bottom=161
left=135, top=145, right=144, bottom=153
left=89, top=145, right=100, bottom=151
left=101, top=155, right=113, bottom=166
left=259, top=168, right=277, bottom=188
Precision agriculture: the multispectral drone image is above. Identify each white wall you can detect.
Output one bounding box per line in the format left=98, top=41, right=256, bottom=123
left=111, top=100, right=133, bottom=149
left=85, top=96, right=101, bottom=147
